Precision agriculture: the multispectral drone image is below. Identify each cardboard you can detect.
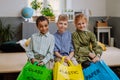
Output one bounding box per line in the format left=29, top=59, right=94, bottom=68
left=97, top=22, right=108, bottom=27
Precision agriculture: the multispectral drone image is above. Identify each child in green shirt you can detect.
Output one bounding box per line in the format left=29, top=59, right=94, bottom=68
left=72, top=13, right=102, bottom=68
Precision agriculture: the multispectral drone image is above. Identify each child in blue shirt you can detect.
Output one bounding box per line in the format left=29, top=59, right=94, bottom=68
left=54, top=14, right=77, bottom=64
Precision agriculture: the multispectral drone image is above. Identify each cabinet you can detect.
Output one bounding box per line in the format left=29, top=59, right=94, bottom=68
left=95, top=27, right=112, bottom=46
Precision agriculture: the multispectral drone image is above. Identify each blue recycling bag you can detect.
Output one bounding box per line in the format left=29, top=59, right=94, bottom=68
left=83, top=60, right=119, bottom=80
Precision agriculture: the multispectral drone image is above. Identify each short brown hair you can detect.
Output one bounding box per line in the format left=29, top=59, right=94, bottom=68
left=74, top=13, right=87, bottom=24
left=36, top=16, right=49, bottom=27
left=57, top=14, right=68, bottom=22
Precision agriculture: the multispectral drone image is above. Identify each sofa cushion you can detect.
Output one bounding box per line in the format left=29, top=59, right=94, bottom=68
left=0, top=41, right=25, bottom=52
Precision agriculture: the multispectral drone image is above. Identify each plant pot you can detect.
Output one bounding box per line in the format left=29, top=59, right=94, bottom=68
left=32, top=16, right=39, bottom=22
left=46, top=16, right=55, bottom=21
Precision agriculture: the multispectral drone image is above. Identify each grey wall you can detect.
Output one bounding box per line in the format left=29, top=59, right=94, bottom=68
left=0, top=0, right=27, bottom=17
left=89, top=17, right=107, bottom=32
left=22, top=22, right=75, bottom=39
left=108, top=17, right=120, bottom=48
left=72, top=0, right=106, bottom=16
left=0, top=17, right=24, bottom=41
left=106, top=0, right=120, bottom=17
left=0, top=17, right=120, bottom=48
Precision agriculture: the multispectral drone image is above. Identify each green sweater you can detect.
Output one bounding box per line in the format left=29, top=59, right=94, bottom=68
left=72, top=30, right=102, bottom=63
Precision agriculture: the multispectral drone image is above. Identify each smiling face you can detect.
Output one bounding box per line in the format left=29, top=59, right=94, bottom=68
left=74, top=13, right=88, bottom=31
left=57, top=14, right=68, bottom=33
left=57, top=20, right=68, bottom=33
left=37, top=20, right=49, bottom=34
left=75, top=19, right=87, bottom=31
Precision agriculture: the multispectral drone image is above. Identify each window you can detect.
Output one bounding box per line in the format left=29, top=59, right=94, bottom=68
left=48, top=0, right=60, bottom=16
left=28, top=0, right=44, bottom=16
left=28, top=0, right=74, bottom=21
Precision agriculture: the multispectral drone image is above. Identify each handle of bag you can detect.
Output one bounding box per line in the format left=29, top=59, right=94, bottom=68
left=61, top=57, right=74, bottom=66
left=33, top=61, right=38, bottom=66
left=60, top=57, right=65, bottom=64
left=68, top=60, right=74, bottom=66
left=33, top=61, right=46, bottom=68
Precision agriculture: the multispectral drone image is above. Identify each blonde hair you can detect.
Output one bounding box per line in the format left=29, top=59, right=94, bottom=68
left=74, top=13, right=88, bottom=24
left=57, top=14, right=68, bottom=22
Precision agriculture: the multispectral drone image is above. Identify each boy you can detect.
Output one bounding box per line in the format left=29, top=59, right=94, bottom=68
left=54, top=14, right=77, bottom=64
left=26, top=16, right=54, bottom=69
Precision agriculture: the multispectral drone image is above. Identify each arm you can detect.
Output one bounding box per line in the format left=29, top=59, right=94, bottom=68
left=90, top=32, right=102, bottom=62
left=72, top=33, right=80, bottom=55
left=69, top=33, right=75, bottom=59
left=64, top=51, right=74, bottom=62
left=42, top=36, right=55, bottom=64
left=69, top=51, right=74, bottom=59
left=54, top=36, right=63, bottom=58
left=26, top=36, right=35, bottom=64
left=65, top=35, right=75, bottom=61
left=54, top=51, right=63, bottom=59
left=90, top=32, right=102, bottom=56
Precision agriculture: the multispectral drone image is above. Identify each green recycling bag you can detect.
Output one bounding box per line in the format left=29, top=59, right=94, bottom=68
left=17, top=61, right=52, bottom=80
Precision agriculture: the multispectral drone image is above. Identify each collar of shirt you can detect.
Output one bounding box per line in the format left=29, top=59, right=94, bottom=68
left=38, top=32, right=50, bottom=37
left=56, top=30, right=68, bottom=36
left=76, top=29, right=88, bottom=33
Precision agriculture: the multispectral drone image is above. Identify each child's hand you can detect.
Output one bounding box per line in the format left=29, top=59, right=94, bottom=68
left=92, top=56, right=100, bottom=63
left=31, top=58, right=37, bottom=64
left=89, top=53, right=100, bottom=62
left=89, top=53, right=96, bottom=59
left=38, top=61, right=44, bottom=66
left=31, top=58, right=44, bottom=66
left=64, top=56, right=70, bottom=63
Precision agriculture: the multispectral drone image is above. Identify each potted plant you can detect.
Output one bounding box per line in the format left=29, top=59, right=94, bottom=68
left=41, top=4, right=55, bottom=21
left=31, top=0, right=41, bottom=10
left=31, top=0, right=42, bottom=21
left=0, top=19, right=14, bottom=44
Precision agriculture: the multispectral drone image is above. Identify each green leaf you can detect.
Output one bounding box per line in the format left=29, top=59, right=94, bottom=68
left=0, top=19, right=14, bottom=43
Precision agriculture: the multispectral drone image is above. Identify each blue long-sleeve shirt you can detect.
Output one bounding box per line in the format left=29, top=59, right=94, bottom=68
left=54, top=30, right=74, bottom=56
